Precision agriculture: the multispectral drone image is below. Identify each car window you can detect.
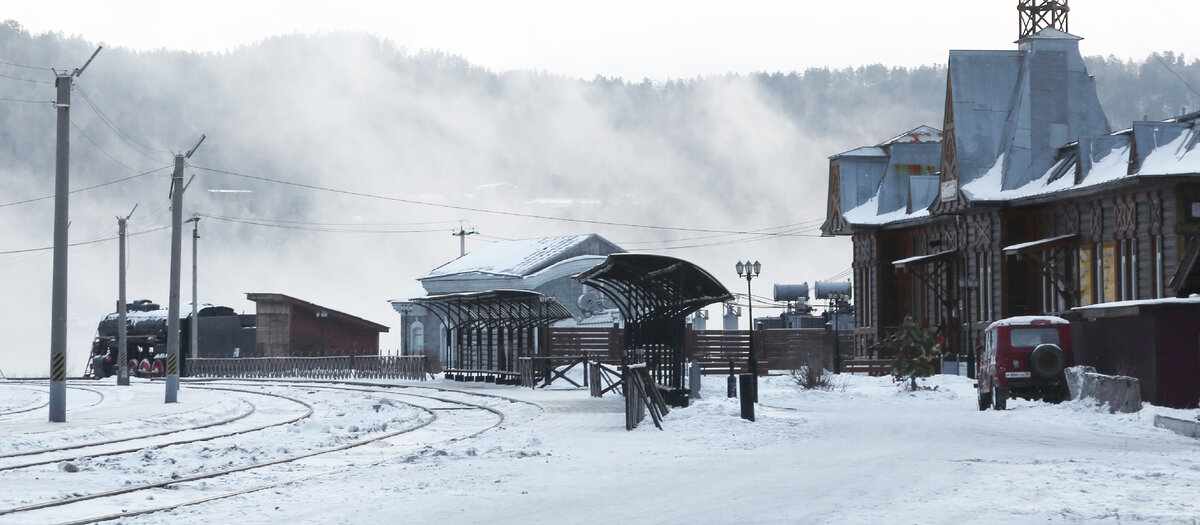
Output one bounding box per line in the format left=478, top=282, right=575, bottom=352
left=1009, top=327, right=1059, bottom=348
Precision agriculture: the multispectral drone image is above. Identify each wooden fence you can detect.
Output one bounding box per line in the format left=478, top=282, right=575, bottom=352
left=188, top=355, right=429, bottom=381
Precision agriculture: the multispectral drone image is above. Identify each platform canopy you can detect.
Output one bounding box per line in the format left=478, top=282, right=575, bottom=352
left=411, top=289, right=573, bottom=330
left=574, top=253, right=733, bottom=325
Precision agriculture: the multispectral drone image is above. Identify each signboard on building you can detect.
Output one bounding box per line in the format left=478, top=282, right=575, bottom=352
left=1102, top=242, right=1117, bottom=302
left=940, top=180, right=958, bottom=202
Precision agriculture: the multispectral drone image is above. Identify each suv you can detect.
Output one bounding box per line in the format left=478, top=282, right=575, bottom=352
left=977, top=316, right=1073, bottom=410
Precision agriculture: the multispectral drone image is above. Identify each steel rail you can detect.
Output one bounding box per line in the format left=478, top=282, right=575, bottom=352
left=44, top=381, right=510, bottom=525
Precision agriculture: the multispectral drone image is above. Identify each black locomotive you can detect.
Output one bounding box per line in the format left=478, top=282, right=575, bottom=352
left=89, top=299, right=256, bottom=378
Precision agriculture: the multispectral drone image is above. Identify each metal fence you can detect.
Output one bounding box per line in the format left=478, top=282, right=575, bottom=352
left=188, top=355, right=429, bottom=381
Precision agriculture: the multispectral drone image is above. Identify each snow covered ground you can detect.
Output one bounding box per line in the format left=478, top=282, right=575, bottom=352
left=2, top=373, right=1199, bottom=524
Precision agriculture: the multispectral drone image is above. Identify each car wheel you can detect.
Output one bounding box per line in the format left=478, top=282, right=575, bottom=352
left=978, top=389, right=992, bottom=411
left=993, top=387, right=1008, bottom=411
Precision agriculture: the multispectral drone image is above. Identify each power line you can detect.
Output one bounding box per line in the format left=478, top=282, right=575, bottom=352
left=0, top=164, right=171, bottom=209
left=0, top=95, right=51, bottom=104
left=0, top=59, right=52, bottom=71
left=618, top=218, right=825, bottom=246
left=0, top=225, right=170, bottom=256
left=198, top=213, right=451, bottom=234
left=195, top=213, right=463, bottom=228
left=71, top=118, right=164, bottom=174
left=0, top=71, right=52, bottom=85
left=193, top=164, right=826, bottom=238
left=74, top=82, right=170, bottom=162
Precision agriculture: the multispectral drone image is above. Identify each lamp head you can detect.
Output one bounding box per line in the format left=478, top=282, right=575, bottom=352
left=752, top=260, right=761, bottom=276
left=735, top=261, right=745, bottom=276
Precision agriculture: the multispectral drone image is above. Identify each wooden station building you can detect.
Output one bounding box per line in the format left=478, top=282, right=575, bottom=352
left=821, top=3, right=1200, bottom=376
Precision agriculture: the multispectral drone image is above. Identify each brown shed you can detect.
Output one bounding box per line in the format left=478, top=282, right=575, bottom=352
left=246, top=293, right=389, bottom=357
left=1073, top=298, right=1200, bottom=408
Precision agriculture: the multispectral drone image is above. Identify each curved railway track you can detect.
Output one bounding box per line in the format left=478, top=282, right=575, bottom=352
left=0, top=384, right=106, bottom=418
left=0, top=387, right=312, bottom=471
left=0, top=381, right=519, bottom=525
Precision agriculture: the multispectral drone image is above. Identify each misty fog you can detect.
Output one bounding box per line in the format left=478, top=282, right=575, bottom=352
left=2, top=21, right=1198, bottom=376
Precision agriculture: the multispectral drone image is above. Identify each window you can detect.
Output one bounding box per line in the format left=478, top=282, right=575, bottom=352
left=408, top=320, right=425, bottom=354
left=1009, top=327, right=1060, bottom=348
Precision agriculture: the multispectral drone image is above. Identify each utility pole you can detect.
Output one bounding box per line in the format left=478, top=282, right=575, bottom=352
left=187, top=215, right=200, bottom=362
left=165, top=135, right=205, bottom=404
left=452, top=222, right=477, bottom=257
left=48, top=45, right=101, bottom=423
left=116, top=204, right=137, bottom=386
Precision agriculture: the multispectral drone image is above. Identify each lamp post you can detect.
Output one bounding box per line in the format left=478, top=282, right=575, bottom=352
left=736, top=260, right=762, bottom=413
left=828, top=292, right=844, bottom=374
left=316, top=310, right=328, bottom=357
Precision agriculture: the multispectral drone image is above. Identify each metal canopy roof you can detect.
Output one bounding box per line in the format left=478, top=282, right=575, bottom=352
left=1002, top=234, right=1077, bottom=254
left=411, top=290, right=572, bottom=330
left=574, top=253, right=733, bottom=324
left=892, top=249, right=958, bottom=269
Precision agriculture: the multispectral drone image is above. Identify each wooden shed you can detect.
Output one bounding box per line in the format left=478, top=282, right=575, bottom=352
left=1073, top=298, right=1200, bottom=408
left=246, top=293, right=389, bottom=357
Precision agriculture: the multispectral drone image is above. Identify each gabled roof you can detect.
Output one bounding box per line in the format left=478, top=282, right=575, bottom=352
left=246, top=293, right=389, bottom=332
left=421, top=234, right=624, bottom=281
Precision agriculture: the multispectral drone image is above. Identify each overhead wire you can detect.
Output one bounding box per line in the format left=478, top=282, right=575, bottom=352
left=0, top=225, right=170, bottom=256
left=0, top=71, right=52, bottom=85
left=0, top=164, right=171, bottom=209
left=192, top=165, right=826, bottom=238
left=194, top=214, right=464, bottom=228
left=617, top=217, right=825, bottom=246
left=0, top=95, right=51, bottom=104
left=198, top=213, right=451, bottom=234
left=74, top=82, right=170, bottom=162
left=0, top=59, right=52, bottom=71
left=70, top=118, right=167, bottom=174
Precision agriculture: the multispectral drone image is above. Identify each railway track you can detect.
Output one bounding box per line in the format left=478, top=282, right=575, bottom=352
left=0, top=384, right=106, bottom=418
left=0, top=387, right=311, bottom=470
left=0, top=380, right=520, bottom=525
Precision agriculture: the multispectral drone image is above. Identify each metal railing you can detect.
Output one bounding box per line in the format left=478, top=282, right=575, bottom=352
left=188, top=355, right=429, bottom=381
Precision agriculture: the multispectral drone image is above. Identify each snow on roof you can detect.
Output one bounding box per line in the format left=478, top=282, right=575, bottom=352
left=842, top=192, right=931, bottom=225
left=1072, top=296, right=1200, bottom=311
left=1139, top=129, right=1200, bottom=175
left=831, top=146, right=888, bottom=159
left=879, top=125, right=942, bottom=146
left=1002, top=234, right=1077, bottom=253
left=985, top=316, right=1070, bottom=330
left=422, top=234, right=618, bottom=281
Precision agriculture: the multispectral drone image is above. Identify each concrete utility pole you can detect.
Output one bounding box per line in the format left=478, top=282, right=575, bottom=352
left=116, top=205, right=137, bottom=386
left=452, top=222, right=477, bottom=257
left=49, top=45, right=101, bottom=423
left=165, top=135, right=205, bottom=404
left=187, top=215, right=200, bottom=362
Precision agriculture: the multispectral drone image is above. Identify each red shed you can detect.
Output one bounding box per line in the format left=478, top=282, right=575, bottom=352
left=246, top=293, right=389, bottom=357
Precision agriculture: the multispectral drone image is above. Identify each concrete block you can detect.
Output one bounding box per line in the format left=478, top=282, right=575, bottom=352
left=1065, top=365, right=1096, bottom=400
left=1154, top=415, right=1200, bottom=439
left=1065, top=365, right=1141, bottom=413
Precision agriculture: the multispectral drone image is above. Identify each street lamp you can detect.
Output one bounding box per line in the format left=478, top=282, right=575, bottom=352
left=736, top=260, right=762, bottom=410
left=316, top=310, right=328, bottom=357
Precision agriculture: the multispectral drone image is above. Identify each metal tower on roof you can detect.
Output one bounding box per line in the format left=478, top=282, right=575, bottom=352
left=1018, top=0, right=1069, bottom=39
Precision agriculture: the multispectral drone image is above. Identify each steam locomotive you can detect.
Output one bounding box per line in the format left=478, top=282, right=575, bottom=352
left=89, top=299, right=256, bottom=379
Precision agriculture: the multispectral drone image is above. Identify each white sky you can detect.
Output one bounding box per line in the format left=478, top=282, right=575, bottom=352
left=6, top=0, right=1199, bottom=80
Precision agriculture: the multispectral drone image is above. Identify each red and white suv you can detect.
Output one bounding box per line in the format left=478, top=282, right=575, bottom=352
left=977, top=316, right=1074, bottom=410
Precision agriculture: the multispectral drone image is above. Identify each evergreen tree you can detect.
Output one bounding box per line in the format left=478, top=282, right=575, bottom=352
left=880, top=317, right=940, bottom=391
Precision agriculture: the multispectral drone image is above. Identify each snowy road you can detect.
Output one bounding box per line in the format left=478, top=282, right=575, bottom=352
left=2, top=375, right=1198, bottom=524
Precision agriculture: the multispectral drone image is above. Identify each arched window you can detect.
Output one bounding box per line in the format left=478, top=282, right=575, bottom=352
left=408, top=320, right=425, bottom=355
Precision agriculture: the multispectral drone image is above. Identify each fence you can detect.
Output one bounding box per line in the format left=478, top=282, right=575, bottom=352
left=188, top=355, right=429, bottom=381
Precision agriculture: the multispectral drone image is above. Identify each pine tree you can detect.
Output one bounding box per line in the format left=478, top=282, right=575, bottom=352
left=880, top=317, right=940, bottom=391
